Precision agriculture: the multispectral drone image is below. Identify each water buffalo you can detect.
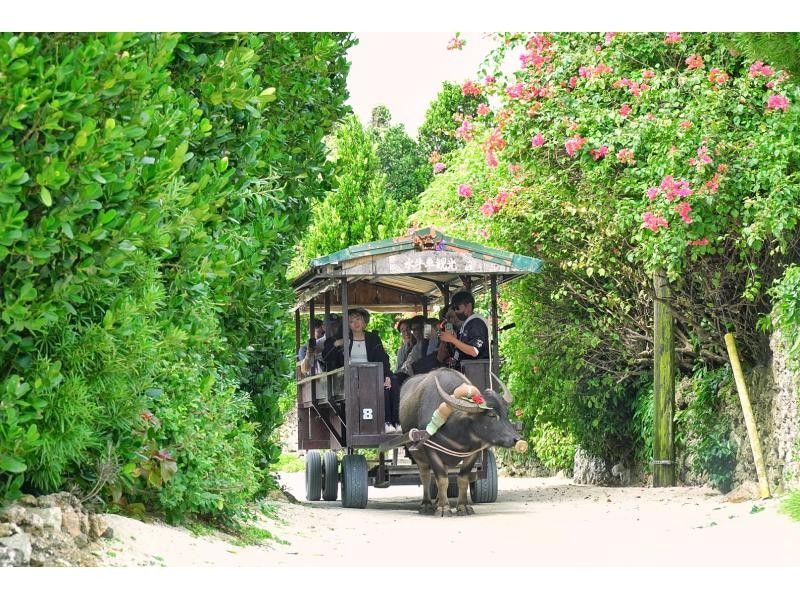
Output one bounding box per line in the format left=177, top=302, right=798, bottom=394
left=399, top=368, right=527, bottom=516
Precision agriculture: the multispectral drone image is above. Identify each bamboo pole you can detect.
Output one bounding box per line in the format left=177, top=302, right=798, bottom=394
left=723, top=333, right=771, bottom=499
left=653, top=270, right=675, bottom=486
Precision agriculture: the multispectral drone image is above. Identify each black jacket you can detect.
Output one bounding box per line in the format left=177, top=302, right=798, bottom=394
left=322, top=330, right=391, bottom=376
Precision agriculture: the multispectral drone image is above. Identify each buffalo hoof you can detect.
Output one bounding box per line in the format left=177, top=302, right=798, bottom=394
left=436, top=506, right=454, bottom=517
left=456, top=504, right=475, bottom=516
left=418, top=502, right=436, bottom=515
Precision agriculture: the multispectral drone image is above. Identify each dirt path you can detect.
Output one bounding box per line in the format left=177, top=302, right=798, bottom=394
left=96, top=472, right=800, bottom=567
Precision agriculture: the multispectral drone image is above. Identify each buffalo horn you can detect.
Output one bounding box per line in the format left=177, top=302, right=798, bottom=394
left=490, top=372, right=514, bottom=404
left=434, top=376, right=486, bottom=414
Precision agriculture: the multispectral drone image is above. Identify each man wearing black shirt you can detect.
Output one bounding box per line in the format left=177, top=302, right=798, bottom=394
left=439, top=290, right=489, bottom=365
left=408, top=290, right=491, bottom=445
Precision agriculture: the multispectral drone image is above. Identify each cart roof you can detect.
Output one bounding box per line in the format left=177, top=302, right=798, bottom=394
left=291, top=227, right=543, bottom=312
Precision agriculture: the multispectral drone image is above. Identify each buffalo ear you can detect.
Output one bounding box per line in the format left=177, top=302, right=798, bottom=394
left=490, top=372, right=514, bottom=404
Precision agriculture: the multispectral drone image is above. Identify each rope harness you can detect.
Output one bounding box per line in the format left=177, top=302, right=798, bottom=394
left=422, top=438, right=489, bottom=459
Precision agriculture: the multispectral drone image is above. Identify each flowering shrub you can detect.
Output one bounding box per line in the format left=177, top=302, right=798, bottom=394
left=414, top=32, right=800, bottom=460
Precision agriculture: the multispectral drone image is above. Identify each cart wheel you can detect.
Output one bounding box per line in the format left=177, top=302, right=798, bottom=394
left=429, top=479, right=459, bottom=499
left=469, top=449, right=498, bottom=503
left=305, top=450, right=322, bottom=501
left=341, top=454, right=368, bottom=508
left=322, top=451, right=339, bottom=501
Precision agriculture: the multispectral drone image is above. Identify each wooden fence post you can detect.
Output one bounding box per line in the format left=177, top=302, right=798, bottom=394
left=653, top=269, right=675, bottom=486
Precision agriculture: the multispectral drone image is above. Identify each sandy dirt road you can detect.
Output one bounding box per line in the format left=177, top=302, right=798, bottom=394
left=97, top=472, right=800, bottom=567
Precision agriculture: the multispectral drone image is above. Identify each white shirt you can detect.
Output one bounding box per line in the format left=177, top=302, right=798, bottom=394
left=350, top=340, right=368, bottom=363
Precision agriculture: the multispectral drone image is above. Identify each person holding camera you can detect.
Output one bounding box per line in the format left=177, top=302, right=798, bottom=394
left=408, top=290, right=490, bottom=444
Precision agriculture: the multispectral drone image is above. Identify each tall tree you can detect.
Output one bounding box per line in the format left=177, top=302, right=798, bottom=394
left=375, top=124, right=430, bottom=208
left=417, top=81, right=486, bottom=158
left=301, top=115, right=405, bottom=262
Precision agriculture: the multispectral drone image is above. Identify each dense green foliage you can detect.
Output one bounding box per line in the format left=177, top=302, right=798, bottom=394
left=413, top=32, right=800, bottom=465
left=373, top=120, right=430, bottom=209
left=734, top=33, right=800, bottom=76
left=770, top=265, right=800, bottom=369
left=299, top=115, right=404, bottom=265
left=677, top=368, right=737, bottom=491
left=417, top=81, right=486, bottom=159
left=0, top=33, right=354, bottom=518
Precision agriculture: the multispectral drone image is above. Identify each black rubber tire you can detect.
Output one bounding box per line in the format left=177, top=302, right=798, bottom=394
left=341, top=454, right=368, bottom=508
left=469, top=450, right=498, bottom=503
left=322, top=451, right=339, bottom=501
left=305, top=450, right=322, bottom=501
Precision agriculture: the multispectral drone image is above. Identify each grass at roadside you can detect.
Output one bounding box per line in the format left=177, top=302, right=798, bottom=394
left=275, top=452, right=304, bottom=473
left=780, top=491, right=800, bottom=522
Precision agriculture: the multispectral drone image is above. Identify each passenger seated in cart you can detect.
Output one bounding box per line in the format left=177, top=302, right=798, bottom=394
left=395, top=319, right=414, bottom=367
left=323, top=307, right=402, bottom=434
left=396, top=315, right=427, bottom=381
left=297, top=318, right=325, bottom=376
left=408, top=290, right=490, bottom=445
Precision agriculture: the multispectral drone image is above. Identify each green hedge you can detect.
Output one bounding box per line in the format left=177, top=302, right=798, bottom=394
left=0, top=33, right=354, bottom=520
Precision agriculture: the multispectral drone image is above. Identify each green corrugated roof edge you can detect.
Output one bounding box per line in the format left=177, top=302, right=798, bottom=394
left=308, top=227, right=543, bottom=273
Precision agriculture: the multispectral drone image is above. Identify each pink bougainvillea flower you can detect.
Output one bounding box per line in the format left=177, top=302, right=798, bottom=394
left=679, top=120, right=692, bottom=129
left=675, top=201, right=693, bottom=224
left=484, top=75, right=496, bottom=84
left=689, top=238, right=709, bottom=246
left=508, top=163, right=522, bottom=174
left=478, top=228, right=489, bottom=238
left=590, top=145, right=608, bottom=160
left=433, top=162, right=446, bottom=174
left=646, top=187, right=659, bottom=200
left=708, top=68, right=729, bottom=85
left=477, top=103, right=490, bottom=116
left=748, top=61, right=775, bottom=78
left=484, top=127, right=506, bottom=152
left=614, top=78, right=648, bottom=96
left=568, top=76, right=578, bottom=89
left=458, top=184, right=473, bottom=198
left=619, top=104, right=632, bottom=117
left=617, top=148, right=636, bottom=165
left=461, top=80, right=481, bottom=96
left=455, top=118, right=475, bottom=141
left=685, top=54, right=704, bottom=69
left=506, top=83, right=525, bottom=98
left=578, top=65, right=592, bottom=78
left=665, top=32, right=682, bottom=44
left=767, top=94, right=790, bottom=111
left=594, top=63, right=612, bottom=76
left=447, top=36, right=465, bottom=51
left=642, top=69, right=655, bottom=79
left=531, top=133, right=545, bottom=147
left=480, top=202, right=498, bottom=217
left=485, top=150, right=498, bottom=168
left=705, top=174, right=720, bottom=193
left=642, top=211, right=669, bottom=231
left=564, top=134, right=586, bottom=157
left=658, top=175, right=693, bottom=201
left=604, top=32, right=617, bottom=46
left=689, top=144, right=713, bottom=168
left=594, top=44, right=602, bottom=52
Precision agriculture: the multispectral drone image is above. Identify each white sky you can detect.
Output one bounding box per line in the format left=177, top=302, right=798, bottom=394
left=346, top=32, right=499, bottom=137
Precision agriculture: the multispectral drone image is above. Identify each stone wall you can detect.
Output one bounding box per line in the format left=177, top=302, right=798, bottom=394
left=0, top=492, right=112, bottom=567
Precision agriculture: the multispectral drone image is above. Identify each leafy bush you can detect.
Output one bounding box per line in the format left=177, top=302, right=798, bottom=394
left=413, top=32, right=800, bottom=467
left=679, top=368, right=737, bottom=491
left=0, top=33, right=354, bottom=517
left=631, top=383, right=654, bottom=471
left=531, top=422, right=576, bottom=471
left=769, top=265, right=800, bottom=369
